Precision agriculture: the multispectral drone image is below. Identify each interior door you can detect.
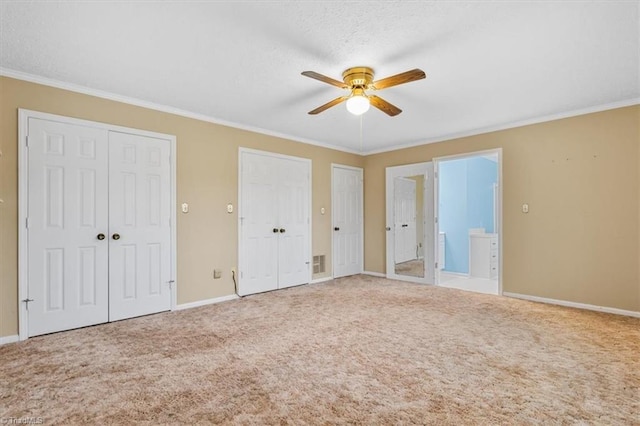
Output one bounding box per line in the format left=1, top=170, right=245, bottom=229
left=277, top=157, right=310, bottom=288
left=394, top=177, right=417, bottom=263
left=27, top=118, right=109, bottom=336
left=239, top=151, right=280, bottom=295
left=332, top=166, right=363, bottom=278
left=108, top=131, right=172, bottom=321
left=239, top=149, right=310, bottom=295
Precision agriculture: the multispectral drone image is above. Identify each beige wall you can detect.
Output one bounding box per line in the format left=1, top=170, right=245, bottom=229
left=365, top=106, right=640, bottom=311
left=1, top=76, right=638, bottom=338
left=0, top=77, right=363, bottom=337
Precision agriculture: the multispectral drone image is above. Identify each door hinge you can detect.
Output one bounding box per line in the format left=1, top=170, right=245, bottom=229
left=435, top=217, right=438, bottom=224
left=435, top=262, right=438, bottom=269
left=26, top=217, right=29, bottom=228
left=25, top=136, right=29, bottom=147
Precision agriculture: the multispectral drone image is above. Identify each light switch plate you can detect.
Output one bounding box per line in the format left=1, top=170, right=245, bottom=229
left=181, top=203, right=189, bottom=213
left=522, top=203, right=529, bottom=213
left=227, top=204, right=233, bottom=213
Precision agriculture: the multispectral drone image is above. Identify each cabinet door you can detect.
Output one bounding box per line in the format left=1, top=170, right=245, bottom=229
left=108, top=131, right=172, bottom=321
left=277, top=157, right=310, bottom=289
left=239, top=151, right=280, bottom=295
left=27, top=118, right=109, bottom=336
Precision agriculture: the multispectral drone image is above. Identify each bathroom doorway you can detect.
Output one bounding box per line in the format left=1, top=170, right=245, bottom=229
left=434, top=149, right=502, bottom=295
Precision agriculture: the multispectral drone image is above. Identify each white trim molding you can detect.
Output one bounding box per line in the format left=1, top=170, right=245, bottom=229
left=362, top=98, right=640, bottom=155
left=362, top=271, right=385, bottom=278
left=0, top=335, right=20, bottom=346
left=1, top=67, right=360, bottom=155
left=503, top=292, right=640, bottom=318
left=310, top=277, right=334, bottom=285
left=3, top=68, right=638, bottom=158
left=174, top=294, right=239, bottom=311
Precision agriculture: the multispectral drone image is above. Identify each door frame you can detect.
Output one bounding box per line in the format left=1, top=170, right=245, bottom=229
left=237, top=147, right=312, bottom=294
left=433, top=148, right=503, bottom=294
left=385, top=162, right=434, bottom=285
left=18, top=109, right=178, bottom=341
left=331, top=164, right=364, bottom=278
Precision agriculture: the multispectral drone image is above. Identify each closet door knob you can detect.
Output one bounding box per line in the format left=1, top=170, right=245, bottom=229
left=334, top=227, right=340, bottom=231
left=97, top=233, right=105, bottom=240
left=273, top=228, right=279, bottom=233
left=279, top=228, right=286, bottom=233
left=112, top=233, right=121, bottom=240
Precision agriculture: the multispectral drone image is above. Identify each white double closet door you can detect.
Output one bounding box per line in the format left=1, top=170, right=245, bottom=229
left=239, top=149, right=311, bottom=296
left=26, top=117, right=171, bottom=337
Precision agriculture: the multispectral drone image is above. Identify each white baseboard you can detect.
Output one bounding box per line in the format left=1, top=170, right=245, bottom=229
left=174, top=294, right=239, bottom=311
left=503, top=292, right=640, bottom=318
left=440, top=271, right=468, bottom=278
left=310, top=277, right=333, bottom=284
left=0, top=335, right=19, bottom=346
left=362, top=271, right=385, bottom=277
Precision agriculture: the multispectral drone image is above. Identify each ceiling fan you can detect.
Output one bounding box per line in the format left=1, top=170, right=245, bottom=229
left=301, top=67, right=426, bottom=117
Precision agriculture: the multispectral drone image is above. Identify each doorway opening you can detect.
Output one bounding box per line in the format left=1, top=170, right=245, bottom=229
left=434, top=149, right=502, bottom=295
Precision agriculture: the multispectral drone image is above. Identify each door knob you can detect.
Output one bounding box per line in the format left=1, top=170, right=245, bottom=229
left=273, top=228, right=279, bottom=233
left=334, top=227, right=340, bottom=231
left=279, top=228, right=286, bottom=233
left=97, top=233, right=105, bottom=240
left=402, top=224, right=408, bottom=228
left=112, top=233, right=121, bottom=240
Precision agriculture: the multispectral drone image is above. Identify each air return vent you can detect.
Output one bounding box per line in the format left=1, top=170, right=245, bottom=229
left=313, top=255, right=325, bottom=274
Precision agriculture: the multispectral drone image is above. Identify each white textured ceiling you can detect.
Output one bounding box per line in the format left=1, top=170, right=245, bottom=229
left=1, top=1, right=638, bottom=154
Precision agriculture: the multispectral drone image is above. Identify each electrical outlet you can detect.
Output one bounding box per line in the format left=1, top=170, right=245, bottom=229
left=213, top=269, right=222, bottom=279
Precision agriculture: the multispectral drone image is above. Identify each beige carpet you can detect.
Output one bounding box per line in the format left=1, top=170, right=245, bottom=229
left=1, top=275, right=638, bottom=425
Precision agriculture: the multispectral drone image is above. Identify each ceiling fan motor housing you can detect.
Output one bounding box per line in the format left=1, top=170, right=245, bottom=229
left=342, top=67, right=374, bottom=88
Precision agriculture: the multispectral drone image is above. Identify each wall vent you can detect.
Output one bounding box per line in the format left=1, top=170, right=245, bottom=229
left=313, top=255, right=325, bottom=274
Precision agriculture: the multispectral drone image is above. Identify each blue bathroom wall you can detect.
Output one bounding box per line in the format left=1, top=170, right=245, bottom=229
left=439, top=156, right=497, bottom=274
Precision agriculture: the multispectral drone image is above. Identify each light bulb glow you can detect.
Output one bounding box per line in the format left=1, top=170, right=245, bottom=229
left=346, top=95, right=370, bottom=115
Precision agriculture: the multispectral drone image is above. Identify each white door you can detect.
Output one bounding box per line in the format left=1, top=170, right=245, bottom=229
left=394, top=177, right=417, bottom=264
left=332, top=165, right=363, bottom=278
left=108, top=131, right=172, bottom=321
left=239, top=149, right=310, bottom=296
left=27, top=118, right=110, bottom=336
left=239, top=152, right=279, bottom=295
left=277, top=157, right=311, bottom=288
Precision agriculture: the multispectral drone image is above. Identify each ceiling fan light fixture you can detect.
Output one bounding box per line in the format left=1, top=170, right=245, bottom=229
left=346, top=91, right=370, bottom=116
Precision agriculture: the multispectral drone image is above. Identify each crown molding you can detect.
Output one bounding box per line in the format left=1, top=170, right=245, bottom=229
left=3, top=68, right=637, bottom=157
left=362, top=97, right=640, bottom=155
left=0, top=67, right=360, bottom=155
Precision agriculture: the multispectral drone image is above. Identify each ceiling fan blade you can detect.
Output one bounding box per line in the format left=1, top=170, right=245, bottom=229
left=301, top=71, right=348, bottom=89
left=371, top=69, right=426, bottom=90
left=308, top=96, right=349, bottom=115
left=369, top=95, right=402, bottom=116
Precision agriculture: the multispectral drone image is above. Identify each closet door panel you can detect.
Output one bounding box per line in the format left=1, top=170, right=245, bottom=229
left=108, top=131, right=171, bottom=321
left=26, top=118, right=109, bottom=337
left=277, top=158, right=310, bottom=289
left=239, top=152, right=279, bottom=295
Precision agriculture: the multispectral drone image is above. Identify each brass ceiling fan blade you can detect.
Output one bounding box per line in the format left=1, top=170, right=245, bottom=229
left=301, top=71, right=349, bottom=89
left=369, top=95, right=402, bottom=116
left=371, top=68, right=426, bottom=90
left=308, top=96, right=349, bottom=115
